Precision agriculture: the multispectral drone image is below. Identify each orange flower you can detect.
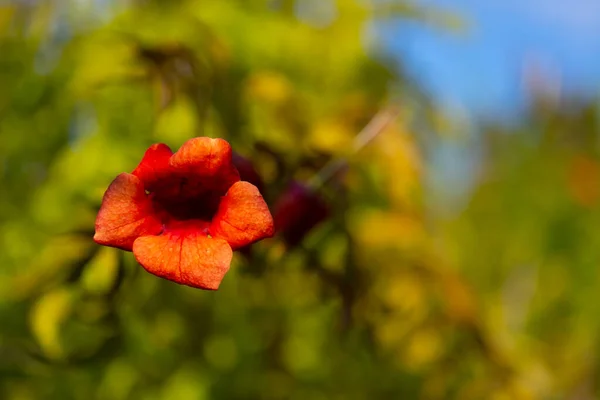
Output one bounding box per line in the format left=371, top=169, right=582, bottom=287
left=94, top=137, right=274, bottom=290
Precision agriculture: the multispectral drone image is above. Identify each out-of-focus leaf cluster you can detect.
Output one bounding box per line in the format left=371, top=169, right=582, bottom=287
left=1, top=1, right=598, bottom=399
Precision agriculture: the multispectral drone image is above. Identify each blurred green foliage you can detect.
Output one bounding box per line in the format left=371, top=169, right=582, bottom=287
left=1, top=1, right=599, bottom=399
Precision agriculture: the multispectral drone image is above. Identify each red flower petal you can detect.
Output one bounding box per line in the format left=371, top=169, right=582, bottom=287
left=169, top=137, right=240, bottom=193
left=94, top=173, right=163, bottom=251
left=133, top=226, right=233, bottom=290
left=131, top=143, right=173, bottom=190
left=210, top=181, right=275, bottom=250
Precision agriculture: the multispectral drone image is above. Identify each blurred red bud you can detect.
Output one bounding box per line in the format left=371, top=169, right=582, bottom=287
left=232, top=152, right=265, bottom=193
left=273, top=181, right=330, bottom=247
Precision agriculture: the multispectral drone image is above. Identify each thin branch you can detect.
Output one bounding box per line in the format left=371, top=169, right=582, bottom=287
left=306, top=106, right=400, bottom=190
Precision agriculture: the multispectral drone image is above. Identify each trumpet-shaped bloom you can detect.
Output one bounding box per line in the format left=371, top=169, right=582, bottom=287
left=94, top=137, right=274, bottom=290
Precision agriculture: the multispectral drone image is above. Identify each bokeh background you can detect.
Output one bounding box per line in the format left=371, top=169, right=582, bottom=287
left=2, top=1, right=600, bottom=399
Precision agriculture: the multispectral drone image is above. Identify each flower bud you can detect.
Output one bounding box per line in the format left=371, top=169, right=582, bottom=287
left=273, top=181, right=329, bottom=247
left=232, top=152, right=265, bottom=193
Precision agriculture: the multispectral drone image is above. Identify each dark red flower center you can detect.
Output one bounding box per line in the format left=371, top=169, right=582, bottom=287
left=146, top=176, right=227, bottom=233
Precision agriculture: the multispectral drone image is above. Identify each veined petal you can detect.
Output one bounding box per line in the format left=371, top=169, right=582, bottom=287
left=131, top=143, right=173, bottom=190
left=169, top=137, right=240, bottom=194
left=170, top=137, right=232, bottom=174
left=94, top=173, right=163, bottom=251
left=133, top=227, right=233, bottom=290
left=210, top=181, right=275, bottom=250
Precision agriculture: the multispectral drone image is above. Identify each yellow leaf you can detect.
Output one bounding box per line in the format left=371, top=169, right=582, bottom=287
left=29, top=287, right=75, bottom=360
left=245, top=71, right=292, bottom=104
left=310, top=119, right=353, bottom=154
left=402, top=328, right=442, bottom=369
left=81, top=247, right=119, bottom=296
left=350, top=209, right=425, bottom=251
left=154, top=97, right=199, bottom=145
